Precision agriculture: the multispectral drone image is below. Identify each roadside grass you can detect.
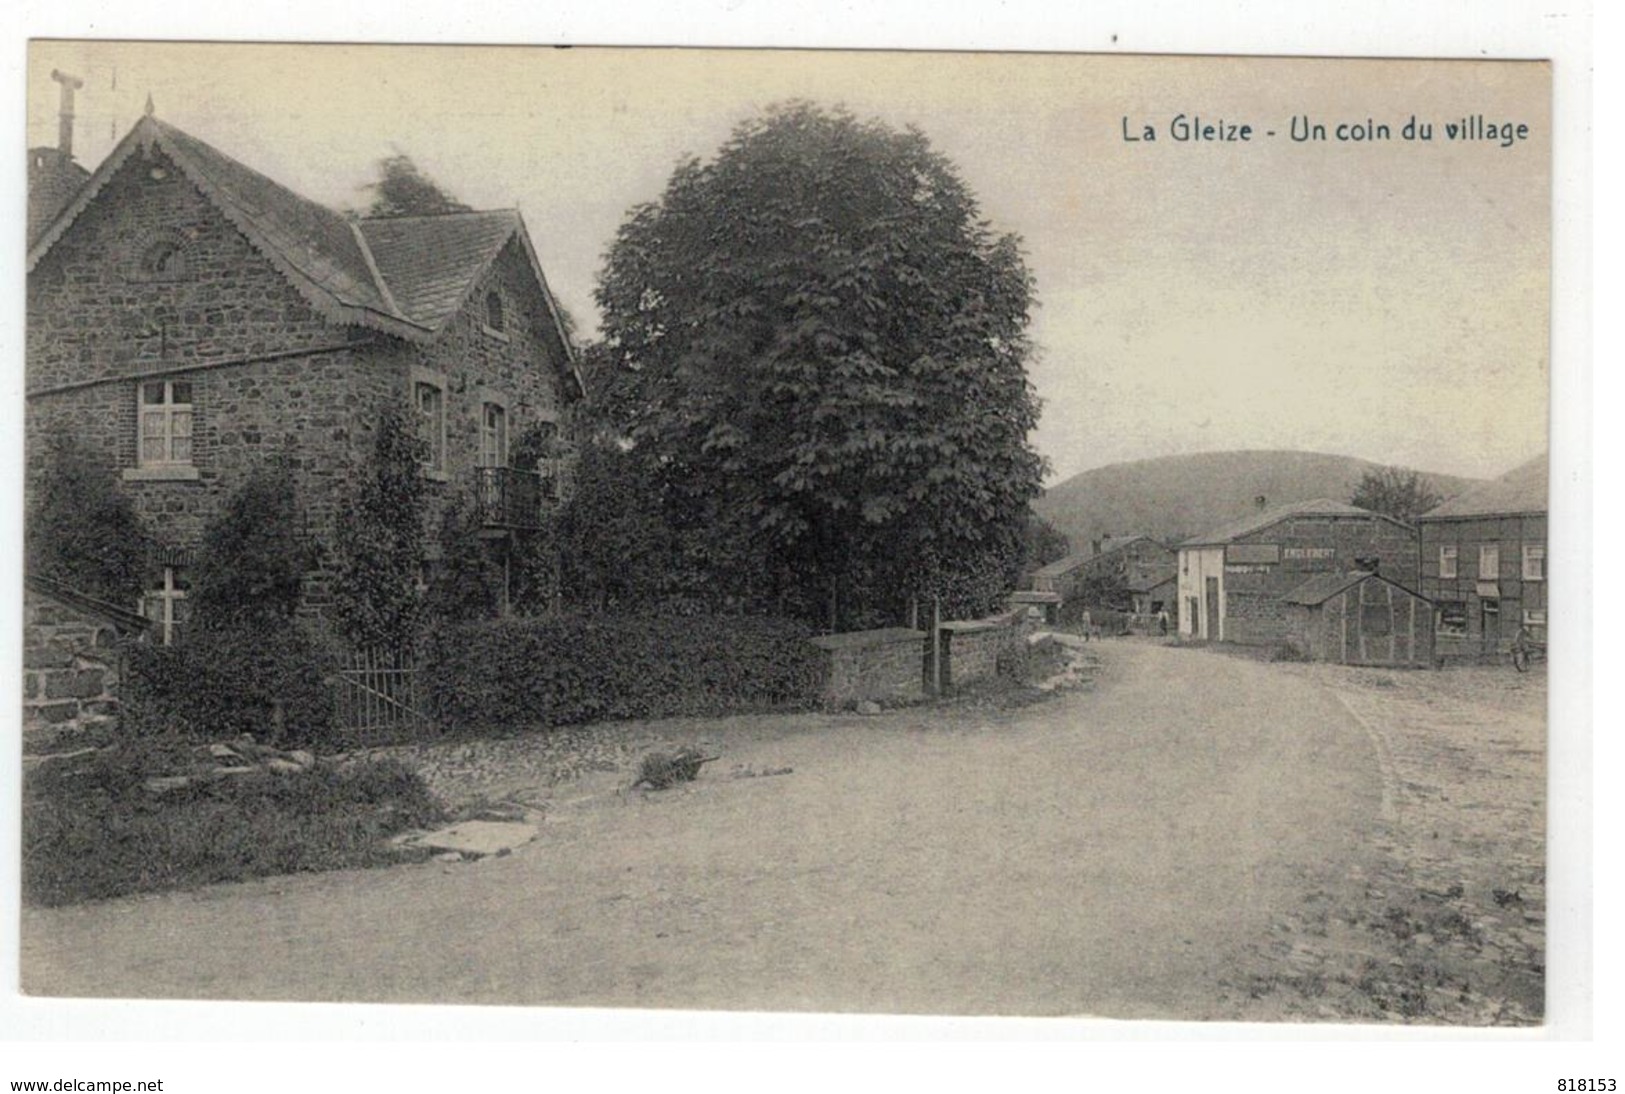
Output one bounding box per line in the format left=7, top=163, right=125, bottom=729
left=23, top=742, right=446, bottom=908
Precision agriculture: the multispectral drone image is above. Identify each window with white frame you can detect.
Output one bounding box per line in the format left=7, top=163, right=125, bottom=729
left=141, top=566, right=190, bottom=646
left=1478, top=544, right=1499, bottom=580
left=480, top=402, right=508, bottom=468
left=1522, top=544, right=1546, bottom=581
left=138, top=379, right=194, bottom=468
left=414, top=380, right=446, bottom=473
left=1439, top=544, right=1458, bottom=579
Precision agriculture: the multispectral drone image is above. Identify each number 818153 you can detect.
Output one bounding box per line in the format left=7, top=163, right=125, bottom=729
left=1558, top=1081, right=1616, bottom=1091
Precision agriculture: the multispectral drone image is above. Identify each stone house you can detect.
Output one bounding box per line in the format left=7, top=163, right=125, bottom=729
left=1416, top=454, right=1547, bottom=662
left=1031, top=534, right=1177, bottom=621
left=1177, top=498, right=1418, bottom=646
left=26, top=109, right=583, bottom=639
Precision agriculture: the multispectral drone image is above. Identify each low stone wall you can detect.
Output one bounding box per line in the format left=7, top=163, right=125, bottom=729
left=939, top=609, right=1029, bottom=691
left=23, top=582, right=146, bottom=747
left=809, top=627, right=927, bottom=707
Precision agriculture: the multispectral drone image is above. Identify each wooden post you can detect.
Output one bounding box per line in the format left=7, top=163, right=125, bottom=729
left=931, top=596, right=943, bottom=696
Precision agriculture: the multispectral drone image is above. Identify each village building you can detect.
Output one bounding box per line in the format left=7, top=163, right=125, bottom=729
left=1416, top=454, right=1548, bottom=662
left=26, top=105, right=583, bottom=638
left=1030, top=534, right=1177, bottom=623
left=1283, top=569, right=1435, bottom=667
left=1177, top=498, right=1418, bottom=645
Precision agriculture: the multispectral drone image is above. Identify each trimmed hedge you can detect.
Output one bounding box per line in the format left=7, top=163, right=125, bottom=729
left=423, top=614, right=823, bottom=731
left=123, top=624, right=338, bottom=744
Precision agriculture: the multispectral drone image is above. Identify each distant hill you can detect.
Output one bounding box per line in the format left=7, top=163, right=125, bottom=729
left=1034, top=450, right=1483, bottom=553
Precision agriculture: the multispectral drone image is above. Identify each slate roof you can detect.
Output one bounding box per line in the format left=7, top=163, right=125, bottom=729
left=1420, top=454, right=1548, bottom=520
left=1032, top=535, right=1162, bottom=579
left=1125, top=562, right=1178, bottom=593
left=154, top=120, right=391, bottom=313
left=1181, top=498, right=1406, bottom=548
left=1031, top=551, right=1094, bottom=579
left=1285, top=570, right=1430, bottom=607
left=357, top=212, right=522, bottom=329
left=27, top=114, right=580, bottom=392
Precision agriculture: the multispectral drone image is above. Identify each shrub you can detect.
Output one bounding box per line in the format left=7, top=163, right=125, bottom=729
left=26, top=436, right=152, bottom=606
left=22, top=755, right=444, bottom=906
left=188, top=462, right=310, bottom=630
left=424, top=490, right=504, bottom=624
left=331, top=407, right=429, bottom=652
left=423, top=613, right=822, bottom=732
left=123, top=623, right=340, bottom=744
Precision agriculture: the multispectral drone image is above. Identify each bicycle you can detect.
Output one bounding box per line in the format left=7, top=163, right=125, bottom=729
left=1511, top=626, right=1546, bottom=672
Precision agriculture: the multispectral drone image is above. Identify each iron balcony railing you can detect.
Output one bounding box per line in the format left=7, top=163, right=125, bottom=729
left=475, top=465, right=560, bottom=531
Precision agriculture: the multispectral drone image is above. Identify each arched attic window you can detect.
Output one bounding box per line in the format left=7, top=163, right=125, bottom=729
left=132, top=233, right=191, bottom=282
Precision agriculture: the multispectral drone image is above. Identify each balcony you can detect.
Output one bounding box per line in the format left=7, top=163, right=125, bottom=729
left=474, top=465, right=557, bottom=531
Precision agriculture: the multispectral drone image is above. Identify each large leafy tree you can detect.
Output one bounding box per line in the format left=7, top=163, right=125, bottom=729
left=594, top=103, right=1045, bottom=626
left=1351, top=466, right=1443, bottom=525
left=362, top=153, right=473, bottom=219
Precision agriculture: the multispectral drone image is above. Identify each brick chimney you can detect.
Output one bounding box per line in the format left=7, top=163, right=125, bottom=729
left=51, top=69, right=83, bottom=159
left=29, top=70, right=92, bottom=248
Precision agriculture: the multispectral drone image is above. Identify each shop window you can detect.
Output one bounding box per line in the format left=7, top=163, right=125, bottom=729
left=1437, top=601, right=1468, bottom=636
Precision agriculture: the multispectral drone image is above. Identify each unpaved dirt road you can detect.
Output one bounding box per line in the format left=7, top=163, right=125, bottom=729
left=24, top=643, right=1414, bottom=1017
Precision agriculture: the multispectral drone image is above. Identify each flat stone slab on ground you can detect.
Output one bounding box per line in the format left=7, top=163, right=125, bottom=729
left=403, top=820, right=538, bottom=858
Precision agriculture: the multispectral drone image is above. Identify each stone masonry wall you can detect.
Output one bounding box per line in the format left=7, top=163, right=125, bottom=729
left=27, top=144, right=347, bottom=394
left=380, top=235, right=577, bottom=538
left=810, top=628, right=927, bottom=707
left=23, top=587, right=132, bottom=747
left=940, top=611, right=1027, bottom=691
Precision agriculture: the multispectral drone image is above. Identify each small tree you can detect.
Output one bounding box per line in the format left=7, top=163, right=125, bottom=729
left=331, top=407, right=429, bottom=652
left=188, top=462, right=309, bottom=631
left=1351, top=466, right=1443, bottom=525
left=361, top=153, right=473, bottom=219
left=26, top=437, right=152, bottom=607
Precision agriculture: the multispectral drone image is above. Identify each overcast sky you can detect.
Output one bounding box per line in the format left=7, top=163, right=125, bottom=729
left=27, top=43, right=1550, bottom=483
